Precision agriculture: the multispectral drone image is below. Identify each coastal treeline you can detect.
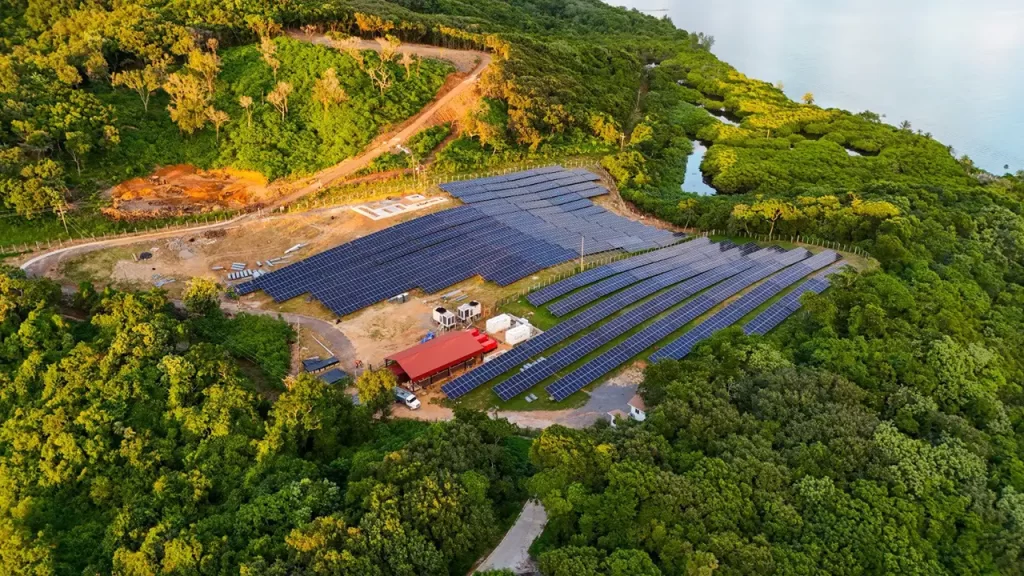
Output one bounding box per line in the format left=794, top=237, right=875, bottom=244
left=2, top=1, right=1024, bottom=574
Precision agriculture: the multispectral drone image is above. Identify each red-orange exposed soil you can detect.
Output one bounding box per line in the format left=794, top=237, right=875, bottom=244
left=105, top=165, right=271, bottom=219
left=103, top=33, right=491, bottom=220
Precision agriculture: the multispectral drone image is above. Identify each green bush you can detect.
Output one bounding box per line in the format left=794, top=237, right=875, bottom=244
left=193, top=311, right=295, bottom=382
left=358, top=122, right=452, bottom=175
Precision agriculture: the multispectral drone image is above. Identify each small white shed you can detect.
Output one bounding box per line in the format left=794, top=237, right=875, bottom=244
left=486, top=313, right=512, bottom=333
left=628, top=394, right=647, bottom=422
left=505, top=323, right=532, bottom=345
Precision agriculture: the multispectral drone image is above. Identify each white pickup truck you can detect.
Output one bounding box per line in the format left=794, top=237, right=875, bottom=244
left=393, top=387, right=421, bottom=410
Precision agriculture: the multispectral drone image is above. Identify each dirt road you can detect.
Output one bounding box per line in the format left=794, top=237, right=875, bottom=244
left=19, top=215, right=250, bottom=279
left=273, top=31, right=492, bottom=209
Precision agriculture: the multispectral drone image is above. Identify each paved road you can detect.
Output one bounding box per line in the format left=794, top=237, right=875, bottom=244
left=497, top=378, right=639, bottom=430
left=477, top=500, right=547, bottom=574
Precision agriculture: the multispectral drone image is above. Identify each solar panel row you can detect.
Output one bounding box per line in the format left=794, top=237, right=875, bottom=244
left=650, top=251, right=841, bottom=361
left=743, top=263, right=847, bottom=335
left=441, top=240, right=747, bottom=399
left=544, top=248, right=813, bottom=401
left=237, top=167, right=680, bottom=317
left=527, top=238, right=712, bottom=306
left=450, top=166, right=679, bottom=254
left=492, top=249, right=773, bottom=401
left=547, top=240, right=741, bottom=317
left=441, top=166, right=581, bottom=195
left=440, top=239, right=745, bottom=397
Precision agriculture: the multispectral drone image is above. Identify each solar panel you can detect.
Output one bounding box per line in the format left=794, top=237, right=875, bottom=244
left=546, top=240, right=729, bottom=316
left=492, top=254, right=760, bottom=401
left=442, top=240, right=746, bottom=399
left=241, top=167, right=681, bottom=325
left=743, top=263, right=846, bottom=335
left=651, top=251, right=840, bottom=361
left=543, top=248, right=813, bottom=401
left=526, top=238, right=707, bottom=306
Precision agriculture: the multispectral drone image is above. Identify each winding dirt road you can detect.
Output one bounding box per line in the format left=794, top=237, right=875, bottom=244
left=272, top=32, right=491, bottom=208
left=20, top=34, right=491, bottom=279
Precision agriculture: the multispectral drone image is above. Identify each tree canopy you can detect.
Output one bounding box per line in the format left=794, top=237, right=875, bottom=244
left=0, top=270, right=533, bottom=575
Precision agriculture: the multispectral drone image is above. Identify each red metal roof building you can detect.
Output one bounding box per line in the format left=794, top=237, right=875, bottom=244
left=386, top=329, right=498, bottom=390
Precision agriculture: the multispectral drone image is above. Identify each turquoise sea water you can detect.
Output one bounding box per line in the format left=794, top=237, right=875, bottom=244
left=616, top=0, right=1024, bottom=175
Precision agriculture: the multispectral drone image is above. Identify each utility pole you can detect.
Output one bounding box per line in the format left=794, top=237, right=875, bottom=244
left=579, top=234, right=585, bottom=273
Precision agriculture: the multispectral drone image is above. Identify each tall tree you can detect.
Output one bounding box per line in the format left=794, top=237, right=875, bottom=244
left=187, top=48, right=221, bottom=94
left=238, top=95, right=253, bottom=127
left=206, top=107, right=229, bottom=141
left=164, top=72, right=209, bottom=134
left=259, top=36, right=280, bottom=81
left=110, top=63, right=165, bottom=112
left=355, top=368, right=396, bottom=416
left=182, top=277, right=220, bottom=317
left=311, top=68, right=348, bottom=115
left=266, top=81, right=292, bottom=121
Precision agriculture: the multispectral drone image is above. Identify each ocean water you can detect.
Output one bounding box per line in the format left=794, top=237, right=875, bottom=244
left=616, top=0, right=1024, bottom=175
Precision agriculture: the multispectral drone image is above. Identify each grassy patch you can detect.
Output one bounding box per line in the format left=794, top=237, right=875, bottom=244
left=57, top=246, right=140, bottom=289
left=235, top=357, right=283, bottom=401
left=0, top=211, right=235, bottom=250
left=358, top=123, right=453, bottom=175
left=192, top=312, right=296, bottom=384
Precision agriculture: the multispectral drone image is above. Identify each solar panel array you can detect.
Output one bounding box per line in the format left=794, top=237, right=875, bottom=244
left=491, top=247, right=781, bottom=401
left=744, top=263, right=847, bottom=335
left=544, top=248, right=813, bottom=401
left=545, top=240, right=766, bottom=317
left=236, top=167, right=680, bottom=317
left=441, top=167, right=680, bottom=255
left=527, top=237, right=714, bottom=306
left=650, top=250, right=841, bottom=361
left=441, top=239, right=744, bottom=399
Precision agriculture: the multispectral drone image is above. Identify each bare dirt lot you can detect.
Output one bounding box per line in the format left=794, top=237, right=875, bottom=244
left=105, top=165, right=272, bottom=217
left=49, top=195, right=452, bottom=300
left=50, top=195, right=463, bottom=375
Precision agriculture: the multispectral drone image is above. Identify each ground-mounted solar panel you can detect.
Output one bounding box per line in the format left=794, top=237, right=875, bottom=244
left=242, top=166, right=687, bottom=320
left=443, top=241, right=747, bottom=399
left=492, top=256, right=759, bottom=401
left=526, top=238, right=706, bottom=306
left=547, top=240, right=731, bottom=316
left=743, top=263, right=847, bottom=335
left=544, top=249, right=812, bottom=401
left=651, top=251, right=840, bottom=361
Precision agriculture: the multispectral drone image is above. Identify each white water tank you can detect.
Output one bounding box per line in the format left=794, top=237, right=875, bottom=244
left=486, top=314, right=512, bottom=333
left=506, top=323, right=532, bottom=345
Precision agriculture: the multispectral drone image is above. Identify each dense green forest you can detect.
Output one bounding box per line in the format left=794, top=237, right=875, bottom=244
left=0, top=268, right=533, bottom=574
left=0, top=1, right=452, bottom=226
left=2, top=0, right=1024, bottom=574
